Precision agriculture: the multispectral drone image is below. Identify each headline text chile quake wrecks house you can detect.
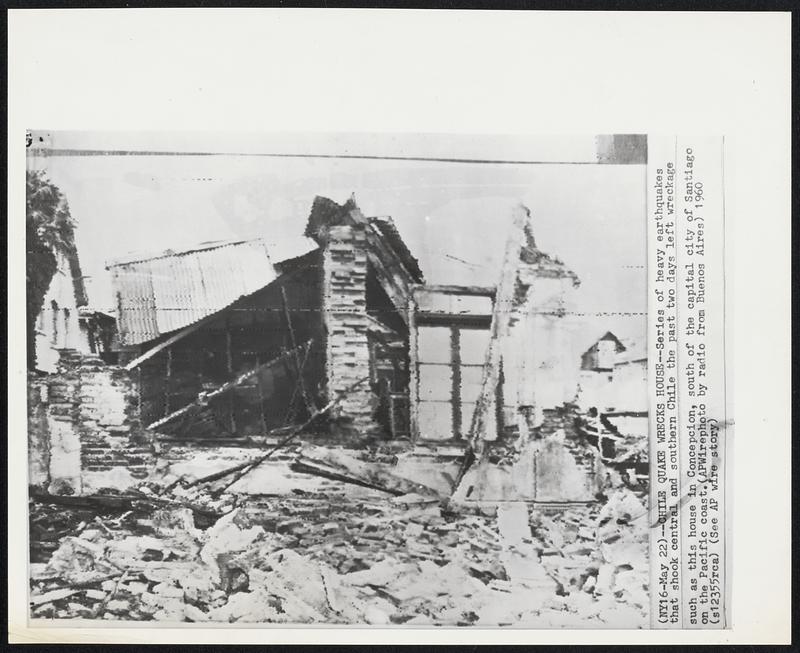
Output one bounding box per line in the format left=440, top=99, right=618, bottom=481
left=28, top=195, right=639, bottom=504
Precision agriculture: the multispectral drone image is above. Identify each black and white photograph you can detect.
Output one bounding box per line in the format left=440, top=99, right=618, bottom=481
left=25, top=132, right=650, bottom=627
left=8, top=7, right=790, bottom=646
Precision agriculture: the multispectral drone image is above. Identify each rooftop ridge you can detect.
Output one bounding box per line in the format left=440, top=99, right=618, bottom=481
left=105, top=237, right=266, bottom=269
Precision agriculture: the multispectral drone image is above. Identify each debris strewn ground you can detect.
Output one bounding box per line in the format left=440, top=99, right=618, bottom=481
left=29, top=464, right=649, bottom=627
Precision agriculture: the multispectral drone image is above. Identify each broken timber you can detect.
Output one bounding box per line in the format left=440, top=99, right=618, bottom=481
left=28, top=489, right=224, bottom=524
left=146, top=340, right=312, bottom=432
left=290, top=458, right=405, bottom=496
left=186, top=375, right=372, bottom=492
left=292, top=446, right=441, bottom=497
left=280, top=285, right=314, bottom=419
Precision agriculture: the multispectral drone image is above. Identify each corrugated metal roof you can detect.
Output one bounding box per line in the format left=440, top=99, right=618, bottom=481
left=108, top=237, right=317, bottom=346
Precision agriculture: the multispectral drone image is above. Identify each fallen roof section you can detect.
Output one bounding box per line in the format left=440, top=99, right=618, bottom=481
left=108, top=237, right=318, bottom=346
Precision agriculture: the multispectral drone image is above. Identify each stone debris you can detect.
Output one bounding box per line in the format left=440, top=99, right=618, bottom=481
left=28, top=471, right=649, bottom=627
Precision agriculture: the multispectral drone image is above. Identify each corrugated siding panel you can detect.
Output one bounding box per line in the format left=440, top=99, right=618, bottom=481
left=111, top=239, right=292, bottom=346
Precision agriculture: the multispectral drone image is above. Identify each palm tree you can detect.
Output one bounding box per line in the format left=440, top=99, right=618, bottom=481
left=26, top=170, right=83, bottom=369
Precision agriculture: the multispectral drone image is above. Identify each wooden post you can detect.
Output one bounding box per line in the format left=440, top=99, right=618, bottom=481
left=225, top=321, right=236, bottom=434
left=225, top=327, right=233, bottom=374
left=495, top=358, right=505, bottom=440
left=407, top=292, right=420, bottom=442
left=164, top=346, right=172, bottom=417
left=280, top=285, right=313, bottom=416
left=255, top=354, right=268, bottom=435
left=451, top=326, right=462, bottom=440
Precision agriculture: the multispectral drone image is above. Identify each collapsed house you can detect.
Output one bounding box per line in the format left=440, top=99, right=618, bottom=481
left=108, top=197, right=583, bottom=444
left=106, top=196, right=421, bottom=441
left=29, top=196, right=612, bottom=503
left=27, top=195, right=652, bottom=627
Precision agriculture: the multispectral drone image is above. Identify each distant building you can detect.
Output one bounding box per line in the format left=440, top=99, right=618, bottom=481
left=577, top=331, right=647, bottom=413
left=77, top=307, right=119, bottom=364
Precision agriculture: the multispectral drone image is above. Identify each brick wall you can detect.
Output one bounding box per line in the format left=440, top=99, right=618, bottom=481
left=540, top=404, right=600, bottom=482
left=27, top=350, right=155, bottom=494
left=321, top=225, right=378, bottom=436
left=482, top=402, right=600, bottom=501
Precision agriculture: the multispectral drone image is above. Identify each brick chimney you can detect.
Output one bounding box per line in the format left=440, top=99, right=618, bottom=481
left=307, top=196, right=378, bottom=435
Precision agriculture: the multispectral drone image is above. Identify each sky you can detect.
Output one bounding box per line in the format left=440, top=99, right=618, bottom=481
left=27, top=132, right=646, bottom=353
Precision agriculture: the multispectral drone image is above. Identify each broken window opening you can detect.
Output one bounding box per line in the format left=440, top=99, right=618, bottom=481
left=414, top=319, right=499, bottom=442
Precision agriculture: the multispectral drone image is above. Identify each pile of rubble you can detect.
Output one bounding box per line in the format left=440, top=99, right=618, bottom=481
left=29, top=475, right=649, bottom=627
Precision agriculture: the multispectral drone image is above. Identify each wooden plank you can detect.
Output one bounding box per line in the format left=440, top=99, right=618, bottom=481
left=283, top=342, right=313, bottom=425
left=280, top=285, right=313, bottom=415
left=255, top=354, right=269, bottom=435
left=415, top=284, right=496, bottom=297
left=124, top=310, right=226, bottom=371
left=225, top=324, right=233, bottom=373
left=451, top=326, right=462, bottom=439
left=164, top=346, right=172, bottom=416
left=293, top=445, right=441, bottom=497
left=365, top=249, right=411, bottom=323
left=225, top=321, right=235, bottom=433
left=408, top=293, right=421, bottom=442
left=365, top=223, right=416, bottom=289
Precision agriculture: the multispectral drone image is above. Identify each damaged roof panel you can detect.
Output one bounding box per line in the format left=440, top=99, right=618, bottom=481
left=109, top=263, right=159, bottom=346
left=369, top=216, right=424, bottom=283
left=109, top=238, right=317, bottom=346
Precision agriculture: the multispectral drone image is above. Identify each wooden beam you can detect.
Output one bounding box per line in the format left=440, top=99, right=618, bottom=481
left=164, top=346, right=172, bottom=416
left=283, top=342, right=313, bottom=425
left=365, top=223, right=416, bottom=288
left=407, top=293, right=420, bottom=443
left=415, top=284, right=496, bottom=297
left=280, top=285, right=313, bottom=415
left=124, top=310, right=226, bottom=371
left=364, top=224, right=417, bottom=319
left=365, top=249, right=411, bottom=323
left=451, top=326, right=462, bottom=439
left=225, top=324, right=233, bottom=374
left=255, top=354, right=269, bottom=435
left=225, top=320, right=236, bottom=434
left=146, top=340, right=311, bottom=432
